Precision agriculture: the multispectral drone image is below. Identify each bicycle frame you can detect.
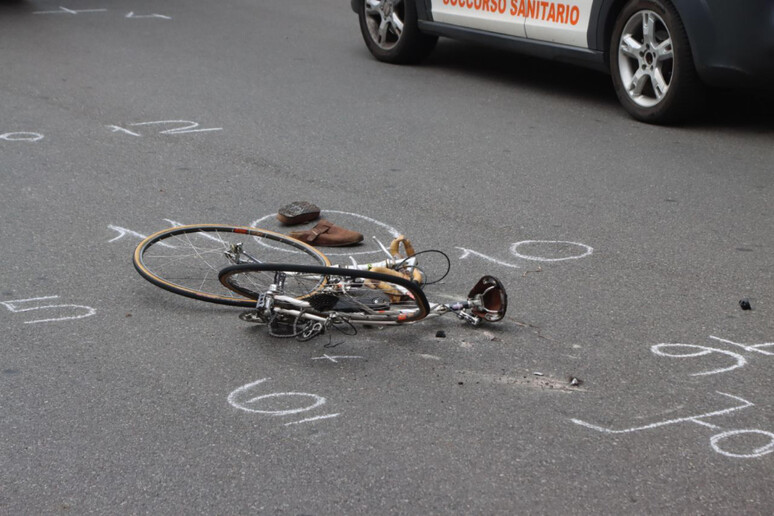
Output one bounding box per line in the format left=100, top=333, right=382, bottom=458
left=219, top=263, right=489, bottom=329
left=263, top=292, right=473, bottom=326
left=133, top=225, right=499, bottom=329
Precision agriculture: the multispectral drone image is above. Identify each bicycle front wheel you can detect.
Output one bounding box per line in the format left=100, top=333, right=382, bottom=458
left=133, top=224, right=330, bottom=306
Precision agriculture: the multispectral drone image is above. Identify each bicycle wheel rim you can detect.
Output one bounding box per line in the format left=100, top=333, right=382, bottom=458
left=133, top=224, right=330, bottom=306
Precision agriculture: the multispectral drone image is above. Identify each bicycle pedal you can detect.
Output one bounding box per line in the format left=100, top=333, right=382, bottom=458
left=239, top=310, right=267, bottom=324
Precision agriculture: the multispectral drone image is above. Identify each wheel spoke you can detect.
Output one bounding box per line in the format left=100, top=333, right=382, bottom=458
left=655, top=38, right=673, bottom=61
left=629, top=68, right=649, bottom=96
left=620, top=34, right=642, bottom=59
left=365, top=0, right=381, bottom=17
left=390, top=13, right=403, bottom=37
left=642, top=12, right=657, bottom=46
left=652, top=68, right=668, bottom=99
left=378, top=20, right=389, bottom=45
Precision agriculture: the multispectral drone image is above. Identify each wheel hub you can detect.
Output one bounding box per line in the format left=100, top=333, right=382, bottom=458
left=642, top=45, right=655, bottom=68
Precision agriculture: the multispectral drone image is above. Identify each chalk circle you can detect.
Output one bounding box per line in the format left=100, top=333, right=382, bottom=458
left=710, top=429, right=774, bottom=458
left=233, top=392, right=326, bottom=416
left=0, top=132, right=44, bottom=142
left=251, top=210, right=402, bottom=257
left=228, top=379, right=326, bottom=416
left=509, top=240, right=593, bottom=262
left=651, top=344, right=715, bottom=358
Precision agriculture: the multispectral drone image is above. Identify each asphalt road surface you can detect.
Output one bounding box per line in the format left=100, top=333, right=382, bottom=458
left=2, top=0, right=773, bottom=513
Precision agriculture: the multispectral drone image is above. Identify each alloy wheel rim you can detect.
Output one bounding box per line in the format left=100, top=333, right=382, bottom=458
left=364, top=0, right=405, bottom=50
left=617, top=9, right=674, bottom=108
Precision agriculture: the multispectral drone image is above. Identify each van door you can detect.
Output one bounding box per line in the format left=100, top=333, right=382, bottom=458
left=520, top=0, right=594, bottom=47
left=430, top=0, right=527, bottom=38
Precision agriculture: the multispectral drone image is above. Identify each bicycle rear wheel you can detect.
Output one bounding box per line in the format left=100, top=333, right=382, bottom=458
left=133, top=224, right=330, bottom=306
left=219, top=263, right=431, bottom=323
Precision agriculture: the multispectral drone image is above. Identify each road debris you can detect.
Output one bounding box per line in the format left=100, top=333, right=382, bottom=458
left=522, top=266, right=542, bottom=277
left=457, top=370, right=585, bottom=392
left=482, top=330, right=500, bottom=341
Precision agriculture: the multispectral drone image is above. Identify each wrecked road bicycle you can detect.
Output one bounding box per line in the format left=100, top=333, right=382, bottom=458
left=133, top=224, right=507, bottom=340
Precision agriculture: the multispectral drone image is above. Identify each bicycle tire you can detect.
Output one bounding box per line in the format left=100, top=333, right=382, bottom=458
left=219, top=263, right=431, bottom=323
left=133, top=224, right=331, bottom=307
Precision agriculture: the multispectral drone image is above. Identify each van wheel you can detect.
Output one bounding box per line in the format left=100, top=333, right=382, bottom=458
left=357, top=0, right=437, bottom=64
left=610, top=0, right=704, bottom=124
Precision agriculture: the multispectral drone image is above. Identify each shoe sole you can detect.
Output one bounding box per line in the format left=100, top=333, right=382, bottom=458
left=276, top=202, right=320, bottom=225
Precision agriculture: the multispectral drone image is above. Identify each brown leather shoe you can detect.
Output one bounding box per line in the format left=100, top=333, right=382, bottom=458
left=289, top=220, right=363, bottom=247
left=276, top=201, right=320, bottom=226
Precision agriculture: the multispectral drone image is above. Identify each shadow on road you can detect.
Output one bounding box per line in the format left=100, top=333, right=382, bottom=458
left=0, top=0, right=29, bottom=11
left=424, top=40, right=774, bottom=133
left=426, top=40, right=614, bottom=104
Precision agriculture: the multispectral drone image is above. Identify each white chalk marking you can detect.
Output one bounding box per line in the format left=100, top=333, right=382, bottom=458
left=710, top=335, right=774, bottom=357
left=243, top=392, right=326, bottom=416
left=1, top=295, right=58, bottom=305
left=126, top=12, right=171, bottom=20
left=106, top=125, right=141, bottom=137
left=284, top=413, right=340, bottom=426
left=251, top=210, right=402, bottom=257
left=311, top=354, right=364, bottom=363
left=108, top=219, right=232, bottom=246
left=107, top=224, right=177, bottom=247
left=33, top=7, right=107, bottom=14
left=161, top=219, right=228, bottom=245
left=1, top=295, right=96, bottom=324
left=710, top=429, right=774, bottom=459
left=570, top=392, right=753, bottom=434
left=130, top=120, right=222, bottom=135
left=228, top=378, right=327, bottom=416
left=510, top=240, right=593, bottom=262
left=107, top=224, right=147, bottom=243
left=651, top=343, right=747, bottom=376
left=456, top=247, right=521, bottom=268
left=1, top=132, right=44, bottom=142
